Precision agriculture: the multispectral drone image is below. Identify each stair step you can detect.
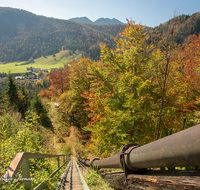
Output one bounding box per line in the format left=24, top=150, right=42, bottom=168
left=59, top=158, right=89, bottom=190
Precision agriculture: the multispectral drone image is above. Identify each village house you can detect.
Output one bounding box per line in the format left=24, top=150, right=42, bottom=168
left=28, top=74, right=36, bottom=79
left=14, top=76, right=23, bottom=80
left=26, top=67, right=41, bottom=72
left=51, top=68, right=58, bottom=71
left=42, top=69, right=49, bottom=73
left=32, top=68, right=41, bottom=73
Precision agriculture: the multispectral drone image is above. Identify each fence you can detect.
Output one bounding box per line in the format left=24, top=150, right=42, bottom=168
left=0, top=152, right=69, bottom=190
left=1, top=124, right=200, bottom=189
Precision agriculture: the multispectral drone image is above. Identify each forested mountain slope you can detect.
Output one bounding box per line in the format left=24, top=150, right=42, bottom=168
left=0, top=7, right=200, bottom=63
left=0, top=7, right=115, bottom=63
left=147, top=12, right=200, bottom=45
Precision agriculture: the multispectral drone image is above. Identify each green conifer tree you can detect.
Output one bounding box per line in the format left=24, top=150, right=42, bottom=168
left=0, top=91, right=5, bottom=115
left=32, top=92, right=52, bottom=129
left=17, top=86, right=30, bottom=118
left=6, top=72, right=18, bottom=109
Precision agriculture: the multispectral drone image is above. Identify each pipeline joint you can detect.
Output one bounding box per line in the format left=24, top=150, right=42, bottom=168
left=91, top=158, right=100, bottom=170
left=119, top=143, right=140, bottom=175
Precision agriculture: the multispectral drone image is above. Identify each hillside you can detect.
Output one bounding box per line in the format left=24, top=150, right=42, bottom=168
left=0, top=7, right=115, bottom=63
left=85, top=23, right=152, bottom=38
left=0, top=50, right=82, bottom=73
left=0, top=7, right=200, bottom=64
left=147, top=12, right=200, bottom=45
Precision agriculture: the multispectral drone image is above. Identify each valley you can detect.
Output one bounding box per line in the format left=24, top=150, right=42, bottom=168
left=0, top=49, right=82, bottom=73
left=0, top=6, right=200, bottom=190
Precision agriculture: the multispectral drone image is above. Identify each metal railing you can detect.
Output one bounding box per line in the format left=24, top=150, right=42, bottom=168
left=2, top=124, right=200, bottom=189
left=0, top=152, right=69, bottom=190
left=77, top=124, right=200, bottom=174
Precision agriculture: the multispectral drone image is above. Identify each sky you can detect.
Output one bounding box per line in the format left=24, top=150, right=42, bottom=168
left=0, top=0, right=200, bottom=27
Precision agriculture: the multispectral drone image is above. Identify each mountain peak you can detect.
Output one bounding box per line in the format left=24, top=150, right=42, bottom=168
left=68, top=17, right=93, bottom=24
left=69, top=17, right=124, bottom=25
left=94, top=17, right=124, bottom=25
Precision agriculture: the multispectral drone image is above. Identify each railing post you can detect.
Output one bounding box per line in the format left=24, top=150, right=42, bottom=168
left=21, top=158, right=32, bottom=190
left=57, top=157, right=60, bottom=168
left=57, top=157, right=60, bottom=176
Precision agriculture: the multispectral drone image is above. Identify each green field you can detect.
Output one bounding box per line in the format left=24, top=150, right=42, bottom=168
left=0, top=50, right=82, bottom=73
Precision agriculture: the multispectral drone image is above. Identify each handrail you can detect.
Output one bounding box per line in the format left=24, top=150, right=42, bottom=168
left=77, top=124, right=200, bottom=174
left=33, top=157, right=70, bottom=190
left=0, top=152, right=69, bottom=190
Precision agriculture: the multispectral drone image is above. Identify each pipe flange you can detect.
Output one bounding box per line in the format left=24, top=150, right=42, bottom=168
left=119, top=143, right=140, bottom=155
left=91, top=158, right=100, bottom=170
left=119, top=143, right=140, bottom=174
left=82, top=159, right=90, bottom=167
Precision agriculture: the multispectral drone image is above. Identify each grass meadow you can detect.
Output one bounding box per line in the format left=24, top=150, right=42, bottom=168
left=0, top=50, right=82, bottom=73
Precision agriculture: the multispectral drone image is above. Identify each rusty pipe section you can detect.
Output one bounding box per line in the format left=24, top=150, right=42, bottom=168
left=127, top=124, right=200, bottom=169
left=77, top=124, right=200, bottom=171
left=92, top=155, right=120, bottom=168
left=76, top=151, right=92, bottom=167
left=76, top=150, right=121, bottom=168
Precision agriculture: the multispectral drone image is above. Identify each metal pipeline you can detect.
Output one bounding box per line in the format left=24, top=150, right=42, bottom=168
left=77, top=124, right=200, bottom=172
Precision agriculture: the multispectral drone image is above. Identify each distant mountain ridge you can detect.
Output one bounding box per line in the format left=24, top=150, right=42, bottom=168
left=69, top=17, right=124, bottom=25
left=68, top=17, right=93, bottom=24
left=0, top=7, right=115, bottom=63
left=0, top=7, right=200, bottom=64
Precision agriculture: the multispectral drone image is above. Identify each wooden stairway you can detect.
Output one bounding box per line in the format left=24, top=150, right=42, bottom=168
left=59, top=157, right=89, bottom=190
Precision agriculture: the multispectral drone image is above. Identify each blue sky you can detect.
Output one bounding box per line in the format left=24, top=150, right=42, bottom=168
left=0, top=0, right=199, bottom=27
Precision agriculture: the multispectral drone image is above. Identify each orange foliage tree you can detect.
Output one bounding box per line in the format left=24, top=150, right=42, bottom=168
left=175, top=34, right=200, bottom=128
left=58, top=58, right=91, bottom=129
left=81, top=21, right=155, bottom=156
left=49, top=66, right=70, bottom=95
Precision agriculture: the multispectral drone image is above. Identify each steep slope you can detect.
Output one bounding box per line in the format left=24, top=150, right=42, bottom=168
left=0, top=7, right=200, bottom=64
left=147, top=12, right=200, bottom=45
left=84, top=24, right=126, bottom=38
left=85, top=23, right=152, bottom=38
left=0, top=7, right=115, bottom=63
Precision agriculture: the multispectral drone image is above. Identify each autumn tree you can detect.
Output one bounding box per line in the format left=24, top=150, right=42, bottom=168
left=49, top=66, right=70, bottom=95
left=57, top=58, right=91, bottom=130
left=154, top=19, right=178, bottom=140
left=151, top=30, right=200, bottom=140
left=174, top=34, right=200, bottom=128
left=82, top=21, right=155, bottom=156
